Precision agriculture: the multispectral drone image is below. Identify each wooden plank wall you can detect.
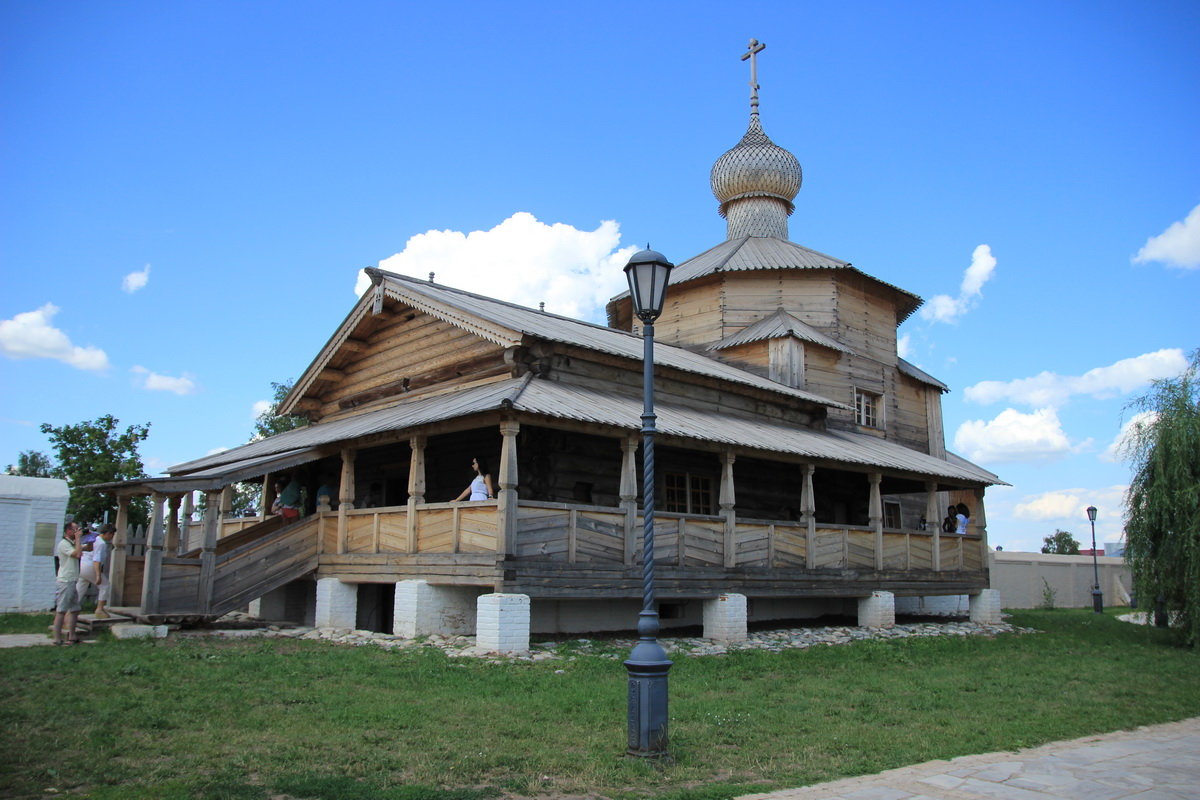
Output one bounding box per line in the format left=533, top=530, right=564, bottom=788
left=158, top=560, right=203, bottom=613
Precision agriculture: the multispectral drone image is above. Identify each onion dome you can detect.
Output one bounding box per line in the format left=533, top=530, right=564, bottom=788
left=710, top=115, right=802, bottom=240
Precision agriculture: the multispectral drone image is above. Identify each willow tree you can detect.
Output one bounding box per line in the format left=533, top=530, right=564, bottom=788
left=1123, top=348, right=1200, bottom=645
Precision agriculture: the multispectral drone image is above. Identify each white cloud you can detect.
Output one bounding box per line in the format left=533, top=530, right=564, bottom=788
left=358, top=212, right=638, bottom=322
left=0, top=303, right=109, bottom=371
left=1014, top=485, right=1127, bottom=535
left=1133, top=203, right=1200, bottom=270
left=953, top=407, right=1077, bottom=463
left=131, top=365, right=197, bottom=395
left=1101, top=411, right=1156, bottom=463
left=896, top=334, right=912, bottom=359
left=919, top=244, right=996, bottom=324
left=964, top=348, right=1187, bottom=407
left=122, top=264, right=151, bottom=293
left=252, top=400, right=272, bottom=418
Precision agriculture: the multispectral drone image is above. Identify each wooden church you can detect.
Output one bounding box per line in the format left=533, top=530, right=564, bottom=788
left=98, top=46, right=1002, bottom=638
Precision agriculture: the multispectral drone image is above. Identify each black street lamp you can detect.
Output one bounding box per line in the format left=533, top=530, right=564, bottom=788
left=1087, top=505, right=1102, bottom=613
left=623, top=247, right=674, bottom=757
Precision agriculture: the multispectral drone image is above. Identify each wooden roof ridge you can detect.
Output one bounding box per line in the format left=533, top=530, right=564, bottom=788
left=707, top=308, right=857, bottom=355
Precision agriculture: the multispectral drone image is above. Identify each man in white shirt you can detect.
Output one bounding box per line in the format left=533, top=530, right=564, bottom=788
left=53, top=522, right=84, bottom=645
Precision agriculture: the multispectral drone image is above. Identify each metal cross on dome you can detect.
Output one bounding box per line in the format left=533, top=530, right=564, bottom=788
left=741, top=38, right=766, bottom=117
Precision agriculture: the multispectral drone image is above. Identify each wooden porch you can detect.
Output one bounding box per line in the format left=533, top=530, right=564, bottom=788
left=113, top=499, right=987, bottom=620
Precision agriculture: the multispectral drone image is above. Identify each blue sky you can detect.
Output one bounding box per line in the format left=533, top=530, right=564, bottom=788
left=2, top=1, right=1196, bottom=553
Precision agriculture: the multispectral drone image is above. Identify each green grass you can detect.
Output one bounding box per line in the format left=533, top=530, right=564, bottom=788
left=0, top=609, right=1195, bottom=800
left=0, top=612, right=53, bottom=634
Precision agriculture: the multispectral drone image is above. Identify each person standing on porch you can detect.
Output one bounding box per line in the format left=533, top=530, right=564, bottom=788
left=453, top=457, right=494, bottom=501
left=272, top=477, right=301, bottom=523
left=955, top=503, right=971, bottom=535
left=53, top=523, right=84, bottom=645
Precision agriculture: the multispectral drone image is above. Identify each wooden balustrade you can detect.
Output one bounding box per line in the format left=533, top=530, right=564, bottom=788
left=318, top=501, right=986, bottom=572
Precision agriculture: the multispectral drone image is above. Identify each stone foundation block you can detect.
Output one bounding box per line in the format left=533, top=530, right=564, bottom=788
left=476, top=593, right=530, bottom=653
left=111, top=623, right=169, bottom=639
left=314, top=578, right=357, bottom=629
left=857, top=591, right=895, bottom=628
left=393, top=580, right=477, bottom=638
left=969, top=588, right=1002, bottom=623
left=703, top=593, right=748, bottom=642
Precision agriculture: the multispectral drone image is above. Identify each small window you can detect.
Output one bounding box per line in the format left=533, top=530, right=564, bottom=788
left=884, top=501, right=902, bottom=529
left=664, top=472, right=714, bottom=515
left=855, top=389, right=881, bottom=428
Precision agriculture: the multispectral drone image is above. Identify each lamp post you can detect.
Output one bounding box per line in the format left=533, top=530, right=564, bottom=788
left=1087, top=505, right=1102, bottom=613
left=623, top=247, right=674, bottom=757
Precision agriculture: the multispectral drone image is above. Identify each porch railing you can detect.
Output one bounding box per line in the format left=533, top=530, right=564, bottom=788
left=320, top=500, right=985, bottom=571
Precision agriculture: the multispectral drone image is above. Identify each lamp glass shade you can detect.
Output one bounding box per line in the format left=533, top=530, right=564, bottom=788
left=624, top=249, right=674, bottom=321
left=1087, top=506, right=1097, bottom=522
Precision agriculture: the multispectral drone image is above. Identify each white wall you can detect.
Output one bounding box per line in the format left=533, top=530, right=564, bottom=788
left=989, top=550, right=1132, bottom=609
left=0, top=476, right=70, bottom=612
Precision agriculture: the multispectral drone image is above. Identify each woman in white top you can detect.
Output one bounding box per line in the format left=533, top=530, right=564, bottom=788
left=454, top=457, right=494, bottom=501
left=955, top=503, right=971, bottom=535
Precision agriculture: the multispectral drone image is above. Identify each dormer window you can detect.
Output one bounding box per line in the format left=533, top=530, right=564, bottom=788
left=855, top=389, right=881, bottom=428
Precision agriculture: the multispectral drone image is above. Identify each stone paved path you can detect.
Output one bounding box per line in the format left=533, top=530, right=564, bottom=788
left=737, top=717, right=1200, bottom=800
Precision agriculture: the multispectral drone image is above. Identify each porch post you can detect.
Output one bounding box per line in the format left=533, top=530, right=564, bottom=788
left=720, top=451, right=737, bottom=567
left=869, top=473, right=883, bottom=570
left=926, top=481, right=941, bottom=572
left=109, top=495, right=131, bottom=606
left=181, top=492, right=195, bottom=552
left=496, top=420, right=520, bottom=558
left=338, top=447, right=356, bottom=554
left=801, top=464, right=816, bottom=568
left=140, top=493, right=167, bottom=613
left=198, top=489, right=221, bottom=614
left=219, top=485, right=234, bottom=539
left=407, top=435, right=426, bottom=553
left=973, top=487, right=989, bottom=560
left=260, top=473, right=274, bottom=518
left=165, top=494, right=182, bottom=555
left=620, top=435, right=639, bottom=565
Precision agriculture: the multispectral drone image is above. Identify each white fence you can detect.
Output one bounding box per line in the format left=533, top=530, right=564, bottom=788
left=989, top=550, right=1132, bottom=609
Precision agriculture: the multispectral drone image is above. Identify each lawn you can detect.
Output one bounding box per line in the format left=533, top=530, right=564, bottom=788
left=0, top=609, right=1195, bottom=800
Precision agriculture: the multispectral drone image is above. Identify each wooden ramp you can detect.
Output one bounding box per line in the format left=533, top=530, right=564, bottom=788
left=139, top=515, right=319, bottom=621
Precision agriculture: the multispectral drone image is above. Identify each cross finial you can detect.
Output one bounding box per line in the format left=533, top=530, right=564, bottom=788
left=740, top=38, right=766, bottom=118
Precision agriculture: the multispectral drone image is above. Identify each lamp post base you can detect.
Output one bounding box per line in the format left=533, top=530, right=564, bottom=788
left=625, top=642, right=672, bottom=757
left=1092, top=588, right=1104, bottom=614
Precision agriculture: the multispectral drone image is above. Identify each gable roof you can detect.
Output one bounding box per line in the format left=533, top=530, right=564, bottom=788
left=282, top=268, right=850, bottom=416
left=610, top=236, right=924, bottom=324
left=708, top=308, right=856, bottom=355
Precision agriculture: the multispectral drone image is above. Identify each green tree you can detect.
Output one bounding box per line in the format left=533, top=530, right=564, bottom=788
left=5, top=450, right=55, bottom=477
left=1123, top=348, right=1200, bottom=645
left=253, top=379, right=309, bottom=440
left=1041, top=529, right=1081, bottom=555
left=40, top=415, right=151, bottom=526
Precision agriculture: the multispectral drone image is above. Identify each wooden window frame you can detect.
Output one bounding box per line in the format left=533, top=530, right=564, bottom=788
left=855, top=388, right=882, bottom=429
left=663, top=472, right=715, bottom=515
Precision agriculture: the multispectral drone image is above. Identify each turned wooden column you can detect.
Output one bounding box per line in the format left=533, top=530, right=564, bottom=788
left=181, top=492, right=195, bottom=553
left=974, top=487, right=989, bottom=566
left=140, top=493, right=167, bottom=614
left=496, top=420, right=520, bottom=558
left=406, top=435, right=426, bottom=553
left=619, top=436, right=638, bottom=565
left=165, top=494, right=182, bottom=555
left=198, top=489, right=221, bottom=614
left=720, top=450, right=737, bottom=567
left=869, top=473, right=883, bottom=570
left=218, top=485, right=234, bottom=540
left=801, top=464, right=816, bottom=569
left=109, top=495, right=132, bottom=606
left=260, top=473, right=274, bottom=518
left=338, top=448, right=356, bottom=554
left=926, top=481, right=941, bottom=572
